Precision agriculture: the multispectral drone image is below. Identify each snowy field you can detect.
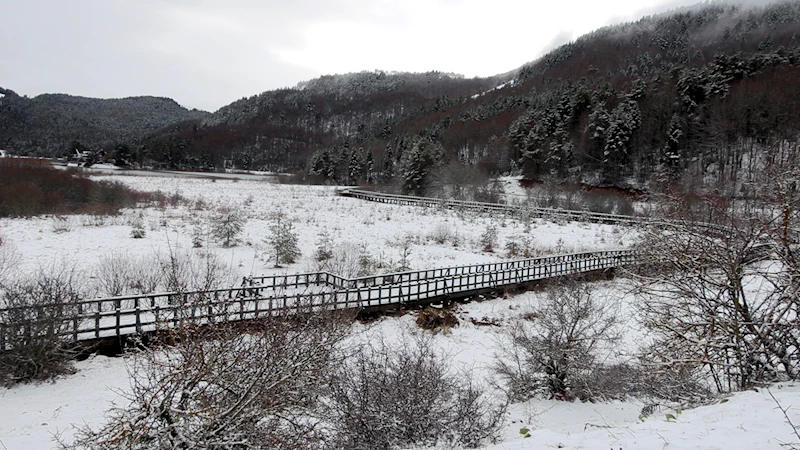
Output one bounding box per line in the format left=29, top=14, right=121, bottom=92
left=0, top=172, right=798, bottom=449
left=0, top=173, right=632, bottom=284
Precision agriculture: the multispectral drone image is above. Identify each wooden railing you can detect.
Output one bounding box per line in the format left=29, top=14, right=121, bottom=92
left=338, top=189, right=642, bottom=225
left=338, top=189, right=738, bottom=237
left=0, top=250, right=635, bottom=347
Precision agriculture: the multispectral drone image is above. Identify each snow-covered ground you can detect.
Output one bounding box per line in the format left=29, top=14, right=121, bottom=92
left=0, top=173, right=797, bottom=449
left=2, top=290, right=798, bottom=449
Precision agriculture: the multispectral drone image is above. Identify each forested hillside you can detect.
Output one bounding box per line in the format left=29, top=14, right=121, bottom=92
left=0, top=89, right=209, bottom=157
left=143, top=1, right=800, bottom=194
left=3, top=1, right=799, bottom=195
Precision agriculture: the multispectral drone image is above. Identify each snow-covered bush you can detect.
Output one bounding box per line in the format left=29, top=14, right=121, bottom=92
left=190, top=221, right=205, bottom=248
left=504, top=234, right=540, bottom=258
left=129, top=220, right=146, bottom=239
left=494, top=277, right=621, bottom=401
left=428, top=222, right=454, bottom=245
left=325, top=332, right=505, bottom=449
left=313, top=230, right=334, bottom=262
left=64, top=306, right=354, bottom=450
left=0, top=234, right=20, bottom=283
left=312, top=241, right=386, bottom=278
left=635, top=190, right=800, bottom=392
left=480, top=224, right=498, bottom=253
left=0, top=264, right=83, bottom=386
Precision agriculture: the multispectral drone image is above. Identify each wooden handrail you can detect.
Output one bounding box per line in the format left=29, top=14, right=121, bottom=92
left=0, top=250, right=636, bottom=346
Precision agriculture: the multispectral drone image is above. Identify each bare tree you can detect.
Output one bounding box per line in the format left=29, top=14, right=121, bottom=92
left=325, top=331, right=506, bottom=449
left=494, top=277, right=622, bottom=401
left=635, top=189, right=800, bottom=392
left=64, top=303, right=354, bottom=450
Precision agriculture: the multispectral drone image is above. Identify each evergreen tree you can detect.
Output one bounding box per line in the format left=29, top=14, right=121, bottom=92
left=265, top=219, right=301, bottom=267
left=401, top=139, right=443, bottom=196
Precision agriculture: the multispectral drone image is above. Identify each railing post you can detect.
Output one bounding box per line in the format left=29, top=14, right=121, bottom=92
left=74, top=303, right=82, bottom=342
left=115, top=299, right=121, bottom=338
left=95, top=301, right=101, bottom=339
left=135, top=297, right=142, bottom=335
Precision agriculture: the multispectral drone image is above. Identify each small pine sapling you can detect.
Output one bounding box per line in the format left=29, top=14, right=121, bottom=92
left=130, top=220, right=146, bottom=239
left=480, top=224, right=498, bottom=253
left=266, top=219, right=301, bottom=267
left=314, top=230, right=334, bottom=262
left=211, top=208, right=246, bottom=247
left=191, top=222, right=205, bottom=248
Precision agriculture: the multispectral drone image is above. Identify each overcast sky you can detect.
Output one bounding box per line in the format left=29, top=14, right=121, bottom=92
left=0, top=0, right=756, bottom=112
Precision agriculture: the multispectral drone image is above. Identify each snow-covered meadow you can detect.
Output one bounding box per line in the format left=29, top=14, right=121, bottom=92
left=0, top=171, right=798, bottom=450
left=0, top=173, right=631, bottom=286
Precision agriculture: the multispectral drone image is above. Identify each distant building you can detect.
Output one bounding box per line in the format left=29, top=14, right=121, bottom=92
left=68, top=148, right=93, bottom=165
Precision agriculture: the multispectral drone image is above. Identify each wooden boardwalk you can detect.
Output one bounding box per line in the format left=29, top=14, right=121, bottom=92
left=338, top=189, right=738, bottom=237
left=338, top=189, right=642, bottom=225
left=0, top=250, right=635, bottom=347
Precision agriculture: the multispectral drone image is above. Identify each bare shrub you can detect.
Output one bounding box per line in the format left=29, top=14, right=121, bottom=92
left=428, top=222, right=454, bottom=245
left=614, top=195, right=636, bottom=216
left=0, top=234, right=20, bottom=283
left=473, top=178, right=506, bottom=204
left=0, top=264, right=83, bottom=386
left=583, top=190, right=614, bottom=214
left=51, top=215, right=74, bottom=233
left=635, top=346, right=712, bottom=404
left=94, top=252, right=134, bottom=297
left=64, top=306, right=354, bottom=449
left=325, top=332, right=505, bottom=449
left=0, top=159, right=142, bottom=217
left=157, top=247, right=234, bottom=293
left=416, top=306, right=459, bottom=331
left=494, top=277, right=621, bottom=401
left=128, top=255, right=163, bottom=294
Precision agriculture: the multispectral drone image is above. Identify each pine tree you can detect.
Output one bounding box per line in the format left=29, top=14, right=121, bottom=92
left=266, top=219, right=301, bottom=267
left=401, top=140, right=443, bottom=196
left=365, top=151, right=375, bottom=184
left=380, top=145, right=394, bottom=183
left=211, top=208, right=246, bottom=247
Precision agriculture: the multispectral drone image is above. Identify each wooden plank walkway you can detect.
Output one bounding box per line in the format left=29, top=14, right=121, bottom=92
left=337, top=189, right=737, bottom=237
left=338, top=188, right=642, bottom=225
left=0, top=250, right=635, bottom=347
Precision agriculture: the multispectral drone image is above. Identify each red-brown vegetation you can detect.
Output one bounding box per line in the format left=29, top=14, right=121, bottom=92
left=0, top=159, right=143, bottom=217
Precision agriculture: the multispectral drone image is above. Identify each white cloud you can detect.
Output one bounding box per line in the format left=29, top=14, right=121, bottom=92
left=0, top=0, right=747, bottom=110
